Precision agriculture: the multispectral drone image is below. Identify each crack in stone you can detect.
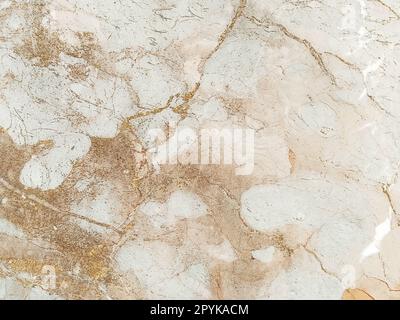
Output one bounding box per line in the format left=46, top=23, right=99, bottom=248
left=381, top=183, right=398, bottom=216
left=372, top=0, right=400, bottom=19
left=246, top=15, right=337, bottom=86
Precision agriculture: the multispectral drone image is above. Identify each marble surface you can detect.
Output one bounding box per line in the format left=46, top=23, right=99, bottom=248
left=0, top=0, right=400, bottom=300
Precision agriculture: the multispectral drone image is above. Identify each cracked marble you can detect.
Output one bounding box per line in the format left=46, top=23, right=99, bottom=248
left=0, top=0, right=400, bottom=300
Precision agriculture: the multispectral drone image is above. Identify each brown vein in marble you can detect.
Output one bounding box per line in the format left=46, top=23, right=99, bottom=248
left=246, top=15, right=337, bottom=86
left=321, top=52, right=397, bottom=121
left=381, top=184, right=398, bottom=216
left=372, top=0, right=400, bottom=19
left=324, top=51, right=359, bottom=70
left=365, top=275, right=400, bottom=292
left=199, top=0, right=248, bottom=75
left=172, top=82, right=201, bottom=118
left=171, top=0, right=248, bottom=119
left=125, top=94, right=177, bottom=122
left=0, top=177, right=121, bottom=234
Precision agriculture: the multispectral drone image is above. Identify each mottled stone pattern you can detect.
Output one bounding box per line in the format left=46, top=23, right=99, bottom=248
left=0, top=0, right=399, bottom=300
